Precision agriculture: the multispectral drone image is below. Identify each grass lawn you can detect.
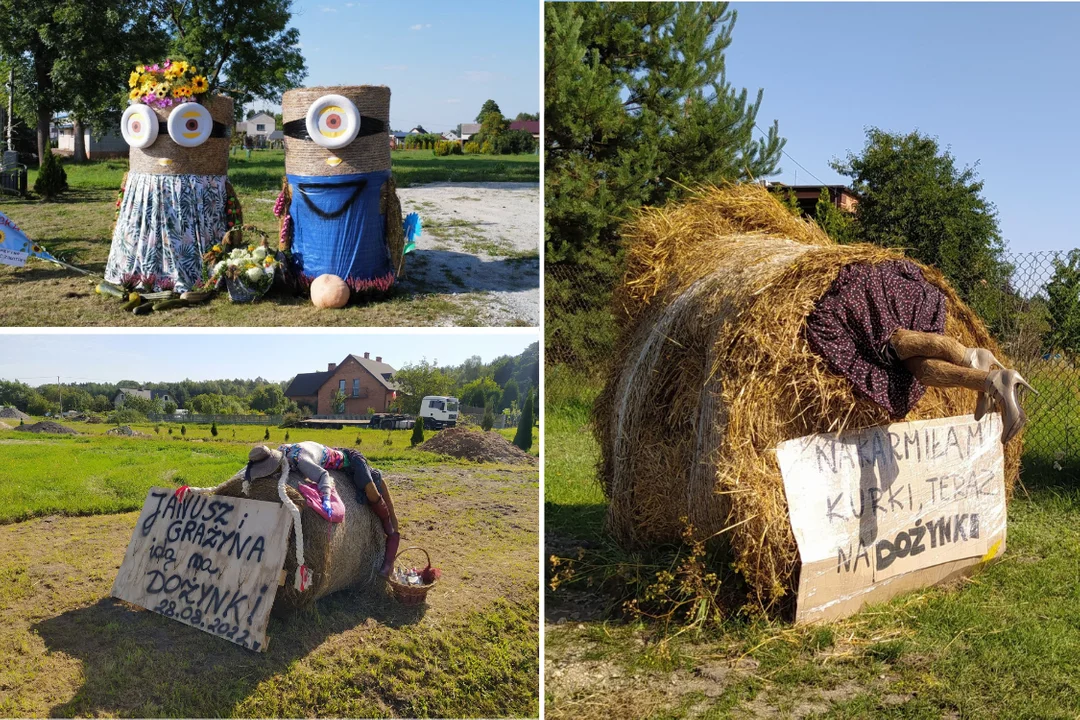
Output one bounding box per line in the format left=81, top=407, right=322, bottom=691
left=0, top=421, right=539, bottom=717
left=0, top=150, right=539, bottom=327
left=545, top=380, right=1080, bottom=720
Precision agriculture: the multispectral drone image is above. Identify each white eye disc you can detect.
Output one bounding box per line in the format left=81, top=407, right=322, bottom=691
left=167, top=102, right=214, bottom=148
left=305, top=94, right=360, bottom=150
left=121, top=104, right=159, bottom=149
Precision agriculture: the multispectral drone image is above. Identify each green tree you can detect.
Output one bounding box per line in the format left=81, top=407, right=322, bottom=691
left=545, top=2, right=783, bottom=367
left=331, top=389, right=346, bottom=414
left=163, top=399, right=178, bottom=415
left=263, top=426, right=270, bottom=440
left=33, top=147, right=67, bottom=199
left=160, top=0, right=307, bottom=111
left=460, top=377, right=501, bottom=409
left=501, top=378, right=519, bottom=410
left=392, top=359, right=455, bottom=414
left=831, top=128, right=1010, bottom=327
left=410, top=418, right=424, bottom=447
left=1045, top=250, right=1080, bottom=358
left=210, top=421, right=218, bottom=437
left=180, top=424, right=186, bottom=436
left=514, top=111, right=539, bottom=121
left=813, top=187, right=856, bottom=244
left=475, top=99, right=501, bottom=122
left=513, top=391, right=533, bottom=452
left=481, top=401, right=495, bottom=432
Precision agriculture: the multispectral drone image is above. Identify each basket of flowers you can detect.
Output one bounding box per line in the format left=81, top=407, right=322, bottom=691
left=207, top=226, right=278, bottom=303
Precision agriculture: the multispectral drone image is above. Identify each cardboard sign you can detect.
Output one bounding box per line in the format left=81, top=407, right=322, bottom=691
left=112, top=487, right=292, bottom=651
left=777, top=414, right=1006, bottom=623
left=0, top=247, right=26, bottom=267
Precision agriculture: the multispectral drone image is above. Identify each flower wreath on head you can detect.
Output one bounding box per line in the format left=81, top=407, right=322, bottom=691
left=128, top=59, right=209, bottom=109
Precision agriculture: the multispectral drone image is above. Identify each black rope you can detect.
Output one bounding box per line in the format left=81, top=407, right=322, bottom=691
left=295, top=178, right=368, bottom=220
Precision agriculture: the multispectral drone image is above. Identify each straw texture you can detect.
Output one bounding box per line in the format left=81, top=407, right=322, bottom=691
left=129, top=95, right=233, bottom=176
left=381, top=174, right=407, bottom=278
left=594, top=183, right=1022, bottom=615
left=282, top=85, right=391, bottom=176
left=214, top=465, right=385, bottom=614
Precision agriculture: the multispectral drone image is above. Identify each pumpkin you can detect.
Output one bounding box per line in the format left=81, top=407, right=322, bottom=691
left=310, top=274, right=350, bottom=309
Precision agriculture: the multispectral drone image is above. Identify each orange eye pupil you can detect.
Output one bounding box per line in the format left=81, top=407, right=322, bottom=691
left=131, top=121, right=141, bottom=132
left=326, top=114, right=341, bottom=129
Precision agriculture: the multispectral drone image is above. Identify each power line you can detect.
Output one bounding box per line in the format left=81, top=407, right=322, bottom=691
left=755, top=123, right=827, bottom=186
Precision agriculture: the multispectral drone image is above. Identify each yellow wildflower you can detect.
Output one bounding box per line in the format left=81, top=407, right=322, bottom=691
left=129, top=88, right=143, bottom=101
left=135, top=64, right=145, bottom=73
left=191, top=75, right=208, bottom=93
left=128, top=71, right=140, bottom=88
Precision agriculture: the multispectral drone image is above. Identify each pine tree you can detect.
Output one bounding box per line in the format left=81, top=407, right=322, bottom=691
left=545, top=2, right=784, bottom=366
left=264, top=427, right=270, bottom=441
left=210, top=422, right=218, bottom=437
left=410, top=418, right=425, bottom=446
left=513, top=391, right=534, bottom=452
left=180, top=424, right=186, bottom=436
left=34, top=147, right=68, bottom=201
left=481, top=402, right=495, bottom=432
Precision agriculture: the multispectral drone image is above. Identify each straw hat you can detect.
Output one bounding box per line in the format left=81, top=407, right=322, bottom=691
left=128, top=95, right=234, bottom=176
left=282, top=85, right=391, bottom=176
left=247, top=444, right=284, bottom=479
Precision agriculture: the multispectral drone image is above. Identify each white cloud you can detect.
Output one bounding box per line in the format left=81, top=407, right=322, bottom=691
left=409, top=23, right=432, bottom=30
left=320, top=5, right=337, bottom=11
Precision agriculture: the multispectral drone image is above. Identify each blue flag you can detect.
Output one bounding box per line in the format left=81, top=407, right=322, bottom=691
left=0, top=211, right=59, bottom=267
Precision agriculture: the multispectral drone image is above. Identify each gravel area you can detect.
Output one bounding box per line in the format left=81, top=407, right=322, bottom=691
left=398, top=182, right=539, bottom=326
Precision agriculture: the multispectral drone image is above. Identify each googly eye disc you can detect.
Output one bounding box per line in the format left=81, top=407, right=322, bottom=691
left=167, top=102, right=213, bottom=147
left=120, top=105, right=159, bottom=149
left=304, top=94, right=360, bottom=150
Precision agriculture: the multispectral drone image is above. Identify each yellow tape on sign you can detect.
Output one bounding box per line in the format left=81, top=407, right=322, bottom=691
left=982, top=540, right=1002, bottom=563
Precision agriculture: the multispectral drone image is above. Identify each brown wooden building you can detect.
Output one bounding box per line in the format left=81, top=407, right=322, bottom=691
left=284, top=353, right=399, bottom=415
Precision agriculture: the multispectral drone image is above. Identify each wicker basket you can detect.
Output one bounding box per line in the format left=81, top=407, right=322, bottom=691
left=386, top=547, right=438, bottom=606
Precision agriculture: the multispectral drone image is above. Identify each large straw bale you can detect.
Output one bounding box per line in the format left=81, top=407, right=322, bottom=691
left=214, top=466, right=385, bottom=614
left=594, top=184, right=1022, bottom=614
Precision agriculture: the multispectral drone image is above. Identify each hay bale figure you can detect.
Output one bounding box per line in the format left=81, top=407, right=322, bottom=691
left=106, top=61, right=240, bottom=292
left=594, top=184, right=1024, bottom=615
left=277, top=85, right=413, bottom=298
left=206, top=447, right=391, bottom=613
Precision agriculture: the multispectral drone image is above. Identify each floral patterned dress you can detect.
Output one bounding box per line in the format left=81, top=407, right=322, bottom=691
left=105, top=172, right=228, bottom=292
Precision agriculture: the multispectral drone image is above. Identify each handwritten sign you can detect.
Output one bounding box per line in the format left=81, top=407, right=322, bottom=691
left=0, top=247, right=26, bottom=267
left=112, top=487, right=292, bottom=651
left=777, top=414, right=1007, bottom=623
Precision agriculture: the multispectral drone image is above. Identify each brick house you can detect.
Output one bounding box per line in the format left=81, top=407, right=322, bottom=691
left=284, top=353, right=399, bottom=415
left=769, top=183, right=859, bottom=217
left=508, top=119, right=540, bottom=140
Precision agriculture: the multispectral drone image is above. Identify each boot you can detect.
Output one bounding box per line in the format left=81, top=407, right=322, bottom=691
left=964, top=348, right=1003, bottom=420
left=381, top=532, right=400, bottom=577
left=984, top=369, right=1037, bottom=443
left=370, top=496, right=396, bottom=536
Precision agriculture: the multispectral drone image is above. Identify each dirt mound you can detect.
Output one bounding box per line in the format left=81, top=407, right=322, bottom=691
left=0, top=421, right=11, bottom=430
left=85, top=415, right=105, bottom=424
left=0, top=407, right=30, bottom=420
left=106, top=425, right=149, bottom=437
left=14, top=421, right=78, bottom=435
left=417, top=427, right=534, bottom=464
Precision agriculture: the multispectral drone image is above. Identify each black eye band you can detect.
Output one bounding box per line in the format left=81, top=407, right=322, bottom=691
left=210, top=121, right=230, bottom=139
left=282, top=116, right=386, bottom=142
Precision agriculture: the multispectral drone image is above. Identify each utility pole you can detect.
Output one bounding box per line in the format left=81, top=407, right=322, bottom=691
left=57, top=376, right=62, bottom=416
left=6, top=68, right=13, bottom=153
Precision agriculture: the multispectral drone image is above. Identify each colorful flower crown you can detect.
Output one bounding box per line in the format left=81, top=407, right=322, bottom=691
left=128, top=59, right=209, bottom=109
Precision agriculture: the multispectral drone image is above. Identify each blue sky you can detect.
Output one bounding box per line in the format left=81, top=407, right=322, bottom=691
left=251, top=0, right=540, bottom=133
left=0, top=333, right=538, bottom=385
left=723, top=2, right=1079, bottom=252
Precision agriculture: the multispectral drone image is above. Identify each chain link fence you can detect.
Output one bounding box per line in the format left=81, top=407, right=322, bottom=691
left=546, top=251, right=1080, bottom=460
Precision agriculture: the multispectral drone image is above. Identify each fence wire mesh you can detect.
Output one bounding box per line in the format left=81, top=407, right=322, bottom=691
left=546, top=251, right=1080, bottom=460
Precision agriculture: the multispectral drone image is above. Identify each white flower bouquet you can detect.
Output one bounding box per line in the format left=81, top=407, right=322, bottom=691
left=211, top=242, right=277, bottom=303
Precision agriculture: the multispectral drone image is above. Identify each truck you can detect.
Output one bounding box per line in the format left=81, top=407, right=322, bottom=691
left=418, top=395, right=460, bottom=429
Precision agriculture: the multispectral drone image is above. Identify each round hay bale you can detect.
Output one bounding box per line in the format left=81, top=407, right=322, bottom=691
left=282, top=85, right=391, bottom=176
left=594, top=184, right=1022, bottom=614
left=213, top=466, right=385, bottom=613
left=129, top=95, right=233, bottom=176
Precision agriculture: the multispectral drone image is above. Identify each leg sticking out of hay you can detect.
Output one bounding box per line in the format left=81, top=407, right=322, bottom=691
left=595, top=183, right=1027, bottom=616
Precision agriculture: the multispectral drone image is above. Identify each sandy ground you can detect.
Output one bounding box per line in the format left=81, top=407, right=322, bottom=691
left=398, top=182, right=540, bottom=326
